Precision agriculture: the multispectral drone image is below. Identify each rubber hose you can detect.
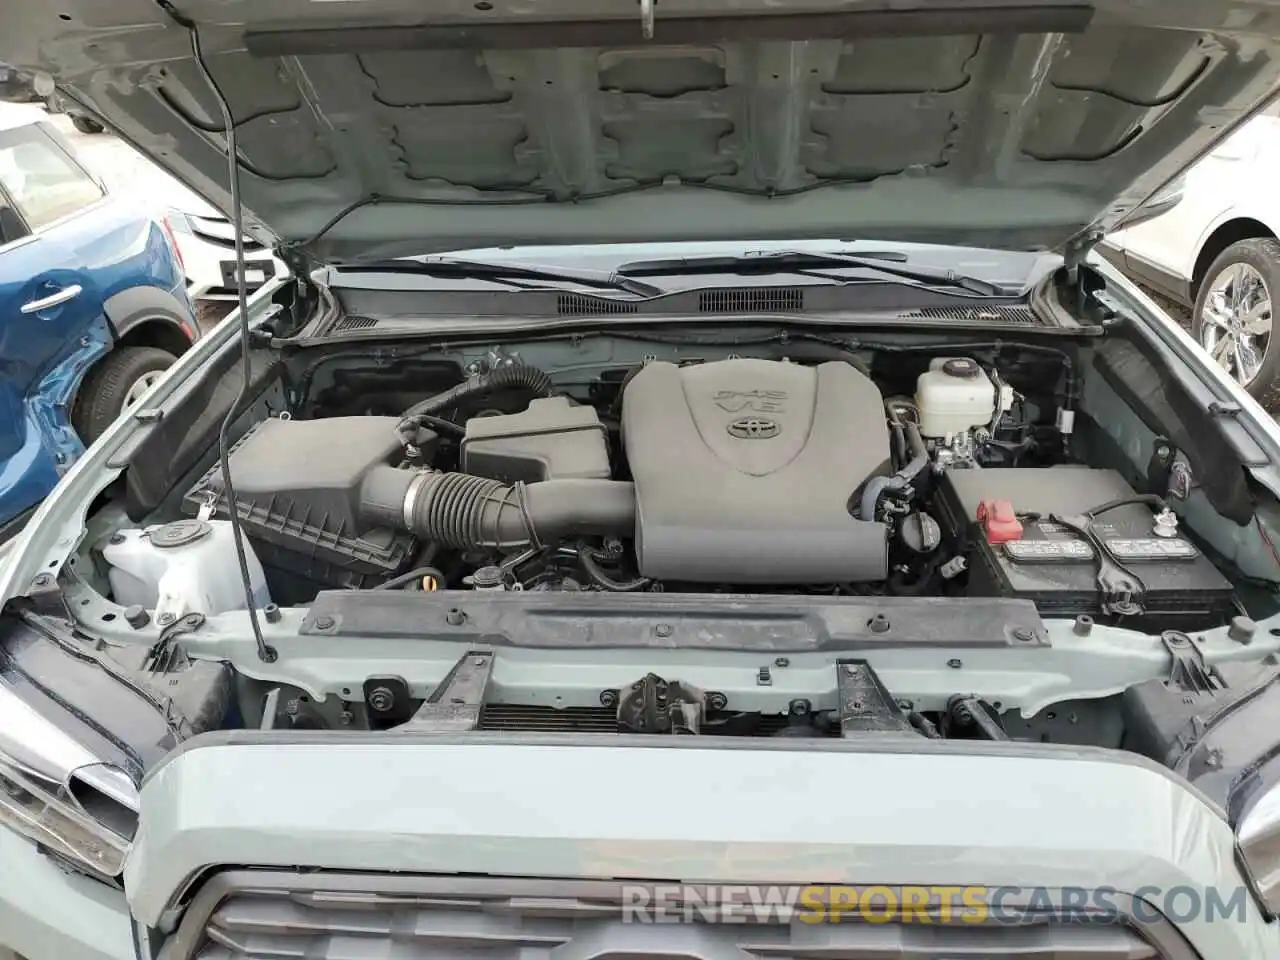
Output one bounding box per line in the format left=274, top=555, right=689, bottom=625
left=901, top=421, right=927, bottom=465
left=860, top=421, right=929, bottom=520
left=361, top=466, right=635, bottom=550
left=858, top=476, right=896, bottom=522
left=401, top=364, right=553, bottom=421
left=404, top=414, right=466, bottom=438
left=397, top=364, right=555, bottom=446
left=579, top=543, right=651, bottom=591
left=374, top=565, right=447, bottom=590
left=889, top=422, right=906, bottom=468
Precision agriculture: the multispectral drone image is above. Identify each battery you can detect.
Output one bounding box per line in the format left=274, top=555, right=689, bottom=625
left=935, top=467, right=1235, bottom=629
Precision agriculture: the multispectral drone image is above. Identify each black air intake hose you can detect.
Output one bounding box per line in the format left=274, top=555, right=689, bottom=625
left=397, top=364, right=554, bottom=446
left=361, top=466, right=635, bottom=550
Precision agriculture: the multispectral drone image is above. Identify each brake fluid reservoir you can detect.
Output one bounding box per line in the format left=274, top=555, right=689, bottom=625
left=103, top=519, right=270, bottom=621
left=915, top=357, right=996, bottom=438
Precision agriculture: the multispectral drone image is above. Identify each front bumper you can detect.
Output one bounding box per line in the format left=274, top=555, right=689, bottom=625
left=116, top=734, right=1280, bottom=959
left=175, top=231, right=286, bottom=303
left=6, top=735, right=1278, bottom=959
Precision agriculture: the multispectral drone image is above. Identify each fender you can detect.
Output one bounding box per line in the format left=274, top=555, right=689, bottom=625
left=101, top=285, right=199, bottom=346
left=1186, top=209, right=1280, bottom=288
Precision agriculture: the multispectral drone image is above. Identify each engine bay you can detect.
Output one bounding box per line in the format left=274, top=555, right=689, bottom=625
left=115, top=336, right=1232, bottom=633
left=61, top=321, right=1280, bottom=755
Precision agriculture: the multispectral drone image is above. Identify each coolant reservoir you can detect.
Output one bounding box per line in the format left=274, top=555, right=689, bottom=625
left=915, top=357, right=996, bottom=438
left=102, top=519, right=270, bottom=621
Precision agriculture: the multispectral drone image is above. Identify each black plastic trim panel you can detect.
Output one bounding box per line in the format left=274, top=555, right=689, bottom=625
left=1112, top=248, right=1193, bottom=307
left=327, top=282, right=1036, bottom=325
left=298, top=591, right=1048, bottom=649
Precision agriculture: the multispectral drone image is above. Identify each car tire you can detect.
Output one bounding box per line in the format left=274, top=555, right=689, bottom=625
left=1192, top=237, right=1280, bottom=400
left=69, top=114, right=104, bottom=135
left=72, top=346, right=176, bottom=443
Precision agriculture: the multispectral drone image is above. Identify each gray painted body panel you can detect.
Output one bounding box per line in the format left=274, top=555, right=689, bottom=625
left=53, top=587, right=1280, bottom=722
left=1, top=1, right=1279, bottom=260
left=127, top=736, right=1277, bottom=957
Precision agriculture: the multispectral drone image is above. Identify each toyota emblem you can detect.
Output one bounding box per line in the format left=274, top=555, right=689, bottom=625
left=727, top=416, right=780, bottom=439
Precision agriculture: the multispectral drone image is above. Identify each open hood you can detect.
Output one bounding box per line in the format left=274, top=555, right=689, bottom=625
left=4, top=0, right=1279, bottom=263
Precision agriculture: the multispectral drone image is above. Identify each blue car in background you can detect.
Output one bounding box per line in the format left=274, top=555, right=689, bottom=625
left=0, top=114, right=196, bottom=536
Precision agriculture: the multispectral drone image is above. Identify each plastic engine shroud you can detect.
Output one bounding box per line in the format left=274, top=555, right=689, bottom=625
left=621, top=358, right=892, bottom=583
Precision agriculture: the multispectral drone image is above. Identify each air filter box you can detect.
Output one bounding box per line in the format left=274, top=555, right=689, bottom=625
left=183, top=416, right=416, bottom=590
left=461, top=396, right=610, bottom=483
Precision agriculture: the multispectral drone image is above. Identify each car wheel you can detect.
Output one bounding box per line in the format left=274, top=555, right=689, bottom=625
left=72, top=347, right=176, bottom=444
left=1192, top=238, right=1280, bottom=399
left=69, top=114, right=104, bottom=135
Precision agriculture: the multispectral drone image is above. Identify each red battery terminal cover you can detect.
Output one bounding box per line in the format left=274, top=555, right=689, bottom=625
left=976, top=499, right=1023, bottom=543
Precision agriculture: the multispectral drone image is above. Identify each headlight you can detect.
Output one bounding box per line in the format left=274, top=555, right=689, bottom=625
left=0, top=683, right=137, bottom=880
left=1237, top=785, right=1280, bottom=915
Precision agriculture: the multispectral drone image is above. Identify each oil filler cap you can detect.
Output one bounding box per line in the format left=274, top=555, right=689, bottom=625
left=942, top=358, right=981, bottom=379
left=150, top=519, right=212, bottom=549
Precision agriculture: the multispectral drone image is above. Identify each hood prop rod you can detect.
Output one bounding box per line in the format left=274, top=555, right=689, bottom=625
left=639, top=0, right=655, bottom=39
left=162, top=1, right=277, bottom=662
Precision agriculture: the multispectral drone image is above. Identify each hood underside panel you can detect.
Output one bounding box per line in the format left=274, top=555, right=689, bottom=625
left=5, top=0, right=1280, bottom=260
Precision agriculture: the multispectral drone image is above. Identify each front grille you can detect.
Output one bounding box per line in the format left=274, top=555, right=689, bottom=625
left=477, top=703, right=792, bottom=735
left=480, top=703, right=621, bottom=732
left=699, top=287, right=804, bottom=313
left=901, top=304, right=1042, bottom=325
left=176, top=873, right=1169, bottom=960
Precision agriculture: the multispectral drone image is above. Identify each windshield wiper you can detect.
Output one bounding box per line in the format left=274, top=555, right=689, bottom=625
left=615, top=250, right=1003, bottom=296
left=337, top=256, right=665, bottom=297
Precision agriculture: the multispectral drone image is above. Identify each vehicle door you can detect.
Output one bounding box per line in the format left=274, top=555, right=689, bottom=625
left=0, top=122, right=108, bottom=508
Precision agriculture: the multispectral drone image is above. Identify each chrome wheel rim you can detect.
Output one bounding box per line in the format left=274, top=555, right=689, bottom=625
left=123, top=370, right=163, bottom=409
left=1200, top=262, right=1272, bottom=387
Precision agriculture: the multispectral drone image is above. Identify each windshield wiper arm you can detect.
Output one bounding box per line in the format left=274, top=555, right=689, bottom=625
left=615, top=250, right=1002, bottom=296
left=338, top=257, right=665, bottom=297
